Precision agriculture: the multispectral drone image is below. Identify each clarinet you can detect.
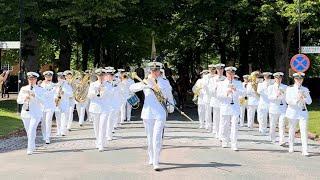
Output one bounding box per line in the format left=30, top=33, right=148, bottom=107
left=278, top=83, right=284, bottom=106
left=97, top=81, right=103, bottom=97
left=25, top=85, right=33, bottom=111
left=298, top=85, right=307, bottom=111
left=229, top=80, right=234, bottom=105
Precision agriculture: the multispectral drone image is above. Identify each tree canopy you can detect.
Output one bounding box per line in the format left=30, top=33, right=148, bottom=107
left=0, top=0, right=319, bottom=77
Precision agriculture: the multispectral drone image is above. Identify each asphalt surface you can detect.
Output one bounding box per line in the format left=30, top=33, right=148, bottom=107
left=0, top=108, right=320, bottom=180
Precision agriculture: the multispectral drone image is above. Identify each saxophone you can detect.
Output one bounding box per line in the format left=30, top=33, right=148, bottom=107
left=55, top=82, right=64, bottom=107
left=239, top=83, right=248, bottom=106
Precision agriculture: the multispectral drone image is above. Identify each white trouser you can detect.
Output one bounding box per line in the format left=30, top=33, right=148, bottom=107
left=92, top=113, right=108, bottom=148
left=106, top=111, right=116, bottom=140
left=121, top=103, right=132, bottom=122
left=55, top=110, right=68, bottom=135
left=114, top=110, right=121, bottom=129
left=240, top=105, right=246, bottom=126
left=205, top=104, right=212, bottom=131
left=85, top=103, right=92, bottom=122
left=269, top=113, right=286, bottom=143
left=247, top=105, right=257, bottom=128
left=257, top=108, right=268, bottom=133
left=212, top=107, right=220, bottom=138
left=288, top=118, right=308, bottom=154
left=143, top=118, right=165, bottom=167
left=76, top=103, right=86, bottom=125
left=67, top=103, right=75, bottom=129
left=41, top=110, right=54, bottom=141
left=22, top=117, right=40, bottom=152
left=197, top=104, right=205, bottom=128
left=220, top=115, right=239, bottom=149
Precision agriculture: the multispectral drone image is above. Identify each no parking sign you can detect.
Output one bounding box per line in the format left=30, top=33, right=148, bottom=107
left=290, top=54, right=310, bottom=73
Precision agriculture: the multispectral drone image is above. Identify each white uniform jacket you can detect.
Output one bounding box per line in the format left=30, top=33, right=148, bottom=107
left=257, top=81, right=271, bottom=110
left=40, top=82, right=57, bottom=111
left=17, top=85, right=45, bottom=119
left=285, top=85, right=312, bottom=119
left=246, top=82, right=259, bottom=106
left=209, top=75, right=226, bottom=108
left=202, top=74, right=213, bottom=105
left=55, top=81, right=73, bottom=113
left=217, top=79, right=245, bottom=116
left=268, top=83, right=287, bottom=114
left=88, top=81, right=113, bottom=114
left=192, top=78, right=205, bottom=105
left=130, top=77, right=174, bottom=120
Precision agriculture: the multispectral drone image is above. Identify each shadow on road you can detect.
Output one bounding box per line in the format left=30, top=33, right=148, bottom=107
left=159, top=161, right=241, bottom=172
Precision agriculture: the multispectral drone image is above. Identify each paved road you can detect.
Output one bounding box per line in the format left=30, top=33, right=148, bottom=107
left=1, top=115, right=320, bottom=180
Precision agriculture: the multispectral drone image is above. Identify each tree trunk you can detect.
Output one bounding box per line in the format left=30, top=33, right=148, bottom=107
left=58, top=32, right=71, bottom=71
left=273, top=26, right=295, bottom=83
left=82, top=39, right=89, bottom=71
left=239, top=31, right=249, bottom=75
left=22, top=30, right=39, bottom=72
left=94, top=41, right=100, bottom=67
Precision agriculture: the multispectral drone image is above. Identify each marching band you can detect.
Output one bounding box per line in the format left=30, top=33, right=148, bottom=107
left=16, top=62, right=313, bottom=171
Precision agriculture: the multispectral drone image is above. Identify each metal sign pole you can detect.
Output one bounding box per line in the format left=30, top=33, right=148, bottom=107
left=298, top=0, right=301, bottom=54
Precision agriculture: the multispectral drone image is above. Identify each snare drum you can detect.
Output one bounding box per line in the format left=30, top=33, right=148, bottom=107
left=127, top=94, right=140, bottom=109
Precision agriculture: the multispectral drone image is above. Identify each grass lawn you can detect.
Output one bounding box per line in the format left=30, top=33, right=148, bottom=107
left=0, top=100, right=23, bottom=137
left=308, top=102, right=320, bottom=137
left=0, top=98, right=319, bottom=138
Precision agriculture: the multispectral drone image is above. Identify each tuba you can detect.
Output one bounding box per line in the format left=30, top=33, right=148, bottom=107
left=74, top=72, right=91, bottom=103
left=249, top=71, right=260, bottom=96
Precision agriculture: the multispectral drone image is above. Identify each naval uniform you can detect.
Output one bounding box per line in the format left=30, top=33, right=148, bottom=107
left=120, top=78, right=135, bottom=122
left=239, top=82, right=248, bottom=127
left=192, top=77, right=206, bottom=128
left=130, top=77, right=174, bottom=169
left=54, top=81, right=73, bottom=136
left=40, top=81, right=57, bottom=143
left=285, top=84, right=312, bottom=155
left=257, top=80, right=271, bottom=134
left=246, top=82, right=259, bottom=128
left=217, top=79, right=245, bottom=150
left=88, top=80, right=113, bottom=151
left=209, top=75, right=225, bottom=139
left=17, top=85, right=45, bottom=154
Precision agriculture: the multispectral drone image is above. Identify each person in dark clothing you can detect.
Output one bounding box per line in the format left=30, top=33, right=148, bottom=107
left=134, top=63, right=145, bottom=107
left=176, top=73, right=191, bottom=109
left=135, top=63, right=145, bottom=80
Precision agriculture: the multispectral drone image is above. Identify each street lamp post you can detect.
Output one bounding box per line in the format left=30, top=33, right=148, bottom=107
left=17, top=0, right=23, bottom=113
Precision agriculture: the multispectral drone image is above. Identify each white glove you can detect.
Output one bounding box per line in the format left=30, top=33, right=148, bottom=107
left=167, top=105, right=174, bottom=113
